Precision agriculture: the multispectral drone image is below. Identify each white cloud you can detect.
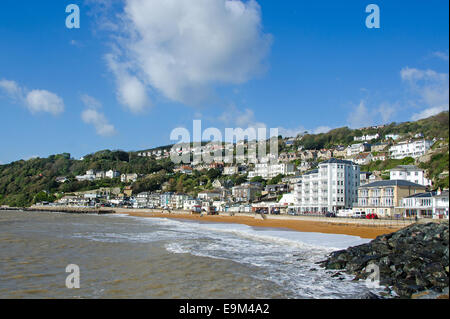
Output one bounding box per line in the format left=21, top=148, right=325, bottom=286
left=81, top=94, right=117, bottom=137
left=25, top=90, right=64, bottom=115
left=347, top=100, right=370, bottom=129
left=81, top=94, right=102, bottom=109
left=219, top=105, right=331, bottom=138
left=411, top=105, right=448, bottom=121
left=24, top=155, right=39, bottom=160
left=219, top=106, right=266, bottom=130
left=82, top=109, right=117, bottom=137
left=346, top=100, right=398, bottom=129
left=69, top=40, right=84, bottom=47
left=400, top=67, right=449, bottom=120
left=105, top=0, right=272, bottom=106
left=0, top=78, right=64, bottom=115
left=0, top=79, right=22, bottom=98
left=400, top=67, right=446, bottom=83
left=277, top=126, right=306, bottom=138
left=377, top=102, right=397, bottom=123
left=313, top=126, right=332, bottom=134
left=106, top=53, right=151, bottom=113
left=432, top=51, right=449, bottom=62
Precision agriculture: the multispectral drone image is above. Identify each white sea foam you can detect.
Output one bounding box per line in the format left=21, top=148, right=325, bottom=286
left=105, top=214, right=380, bottom=298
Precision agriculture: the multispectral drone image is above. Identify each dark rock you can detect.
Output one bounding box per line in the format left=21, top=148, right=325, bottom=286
left=360, top=291, right=384, bottom=299
left=317, top=221, right=449, bottom=298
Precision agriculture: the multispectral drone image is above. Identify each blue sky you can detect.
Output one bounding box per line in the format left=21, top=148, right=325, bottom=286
left=0, top=0, right=448, bottom=164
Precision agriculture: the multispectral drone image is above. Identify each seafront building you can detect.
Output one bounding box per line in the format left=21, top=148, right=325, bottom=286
left=354, top=180, right=427, bottom=217
left=293, top=158, right=360, bottom=213
left=232, top=183, right=262, bottom=203
left=401, top=190, right=449, bottom=219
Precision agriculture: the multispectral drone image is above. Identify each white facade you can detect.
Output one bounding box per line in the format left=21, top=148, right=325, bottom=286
left=402, top=191, right=449, bottom=219
left=346, top=143, right=371, bottom=156
left=354, top=133, right=379, bottom=142
left=294, top=159, right=360, bottom=213
left=353, top=153, right=373, bottom=165
left=170, top=194, right=190, bottom=209
left=183, top=199, right=202, bottom=211
left=433, top=191, right=449, bottom=219
left=389, top=139, right=433, bottom=159
left=389, top=165, right=432, bottom=186
left=106, top=170, right=120, bottom=179
left=198, top=191, right=222, bottom=201
left=121, top=173, right=138, bottom=183
left=248, top=163, right=295, bottom=179
left=223, top=166, right=238, bottom=175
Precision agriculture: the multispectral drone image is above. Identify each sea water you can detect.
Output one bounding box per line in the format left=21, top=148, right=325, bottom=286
left=0, top=210, right=383, bottom=298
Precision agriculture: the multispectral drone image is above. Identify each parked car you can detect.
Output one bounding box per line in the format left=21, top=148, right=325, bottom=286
left=288, top=210, right=299, bottom=216
left=191, top=205, right=202, bottom=214
left=366, top=213, right=378, bottom=219
left=353, top=211, right=366, bottom=219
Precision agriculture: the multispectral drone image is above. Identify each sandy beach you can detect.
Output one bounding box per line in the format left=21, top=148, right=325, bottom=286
left=116, top=210, right=403, bottom=239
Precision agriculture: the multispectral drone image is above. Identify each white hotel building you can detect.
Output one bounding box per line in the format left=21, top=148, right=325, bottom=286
left=294, top=159, right=360, bottom=213
left=389, top=139, right=433, bottom=159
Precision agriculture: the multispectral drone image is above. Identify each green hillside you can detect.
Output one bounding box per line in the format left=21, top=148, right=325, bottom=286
left=0, top=112, right=448, bottom=207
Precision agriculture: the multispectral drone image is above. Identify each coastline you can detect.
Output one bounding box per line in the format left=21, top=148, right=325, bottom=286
left=112, top=209, right=402, bottom=239
left=3, top=206, right=409, bottom=239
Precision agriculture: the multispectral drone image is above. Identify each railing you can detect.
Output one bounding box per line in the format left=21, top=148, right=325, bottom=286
left=284, top=211, right=421, bottom=227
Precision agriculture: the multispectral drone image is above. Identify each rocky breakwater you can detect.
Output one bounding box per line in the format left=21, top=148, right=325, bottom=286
left=319, top=221, right=449, bottom=298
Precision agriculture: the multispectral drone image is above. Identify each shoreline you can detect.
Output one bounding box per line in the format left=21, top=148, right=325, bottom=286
left=3, top=206, right=410, bottom=239
left=112, top=210, right=402, bottom=239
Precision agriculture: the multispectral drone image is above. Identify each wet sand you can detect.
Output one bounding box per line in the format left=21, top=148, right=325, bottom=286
left=119, top=211, right=401, bottom=239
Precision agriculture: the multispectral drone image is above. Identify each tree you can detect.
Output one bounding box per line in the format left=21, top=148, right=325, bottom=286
left=268, top=174, right=284, bottom=185
left=250, top=176, right=264, bottom=183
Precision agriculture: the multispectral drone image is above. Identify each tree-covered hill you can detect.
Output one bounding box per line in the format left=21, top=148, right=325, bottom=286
left=0, top=111, right=448, bottom=207
left=297, top=111, right=449, bottom=150
left=0, top=150, right=174, bottom=207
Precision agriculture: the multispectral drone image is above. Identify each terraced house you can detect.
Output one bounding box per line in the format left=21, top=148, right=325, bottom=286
left=354, top=180, right=427, bottom=217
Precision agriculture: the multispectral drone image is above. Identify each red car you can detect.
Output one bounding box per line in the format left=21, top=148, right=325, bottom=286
left=366, top=213, right=378, bottom=219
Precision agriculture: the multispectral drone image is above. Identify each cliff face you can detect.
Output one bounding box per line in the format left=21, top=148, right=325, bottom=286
left=319, top=221, right=449, bottom=298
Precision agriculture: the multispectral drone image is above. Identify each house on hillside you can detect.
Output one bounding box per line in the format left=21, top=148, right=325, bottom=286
left=389, top=139, right=433, bottom=159
left=121, top=173, right=138, bottom=183
left=371, top=142, right=389, bottom=152
left=354, top=152, right=373, bottom=165
left=389, top=165, right=432, bottom=187
left=346, top=143, right=371, bottom=156
left=372, top=152, right=388, bottom=162
left=106, top=170, right=120, bottom=179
